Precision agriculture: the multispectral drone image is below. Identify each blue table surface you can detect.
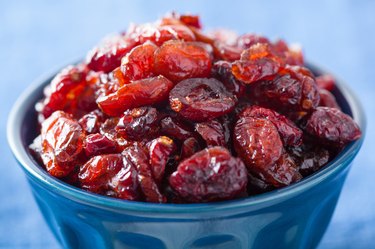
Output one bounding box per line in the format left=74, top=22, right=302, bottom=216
left=1, top=0, right=374, bottom=248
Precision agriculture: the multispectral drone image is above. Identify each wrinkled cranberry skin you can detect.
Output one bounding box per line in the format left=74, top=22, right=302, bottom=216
left=289, top=144, right=331, bottom=177
left=41, top=111, right=85, bottom=177
left=98, top=75, right=174, bottom=116
left=180, top=137, right=201, bottom=159
left=237, top=34, right=270, bottom=48
left=78, top=110, right=105, bottom=134
left=240, top=106, right=303, bottom=146
left=305, top=107, right=361, bottom=146
left=234, top=117, right=283, bottom=172
left=37, top=65, right=92, bottom=120
left=84, top=133, right=118, bottom=157
left=316, top=74, right=336, bottom=91
left=169, top=78, right=236, bottom=121
left=262, top=153, right=302, bottom=188
left=148, top=136, right=176, bottom=183
left=247, top=173, right=274, bottom=196
left=212, top=60, right=245, bottom=98
left=232, top=43, right=282, bottom=84
left=86, top=35, right=136, bottom=73
left=195, top=119, right=226, bottom=147
left=319, top=89, right=341, bottom=110
left=79, top=154, right=139, bottom=200
left=119, top=42, right=157, bottom=84
left=169, top=147, right=248, bottom=202
left=160, top=116, right=195, bottom=141
left=249, top=66, right=320, bottom=118
left=116, top=107, right=159, bottom=140
left=123, top=145, right=166, bottom=203
left=154, top=40, right=212, bottom=82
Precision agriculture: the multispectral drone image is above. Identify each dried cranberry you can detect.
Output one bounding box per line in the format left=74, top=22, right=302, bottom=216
left=249, top=66, right=320, bottom=118
left=236, top=34, right=270, bottom=49
left=119, top=42, right=157, bottom=85
left=195, top=119, right=226, bottom=147
left=154, top=40, right=212, bottom=82
left=289, top=144, right=331, bottom=176
left=123, top=145, right=166, bottom=203
left=316, top=74, right=336, bottom=91
left=169, top=78, right=236, bottom=121
left=232, top=43, right=282, bottom=84
left=319, top=89, right=341, bottom=110
left=234, top=117, right=283, bottom=172
left=116, top=107, right=159, bottom=140
left=79, top=154, right=139, bottom=200
left=240, top=106, right=303, bottom=146
left=37, top=64, right=92, bottom=120
left=84, top=133, right=118, bottom=157
left=86, top=34, right=136, bottom=73
left=169, top=147, right=247, bottom=202
left=160, top=116, right=195, bottom=141
left=148, top=136, right=176, bottom=183
left=247, top=173, right=274, bottom=196
left=262, top=153, right=302, bottom=187
left=41, top=111, right=85, bottom=177
left=98, top=75, right=174, bottom=116
left=180, top=137, right=201, bottom=159
left=78, top=110, right=105, bottom=134
left=212, top=60, right=245, bottom=98
left=305, top=107, right=361, bottom=146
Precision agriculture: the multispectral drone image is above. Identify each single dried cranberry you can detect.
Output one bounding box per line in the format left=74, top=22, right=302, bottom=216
left=262, top=153, right=302, bottom=187
left=84, top=133, right=118, bottom=157
left=37, top=64, right=92, bottom=120
left=240, top=106, right=303, bottom=146
left=179, top=14, right=201, bottom=29
left=160, top=116, right=195, bottom=141
left=319, top=89, right=341, bottom=110
left=212, top=60, right=245, bottom=98
left=169, top=78, right=236, bottom=121
left=289, top=144, right=331, bottom=176
left=116, top=107, right=159, bottom=140
left=234, top=117, right=283, bottom=172
left=119, top=42, right=158, bottom=85
left=316, top=74, right=336, bottom=91
left=247, top=173, right=274, bottom=196
left=195, top=119, right=226, bottom=147
left=79, top=154, right=140, bottom=200
left=131, top=24, right=196, bottom=47
left=86, top=34, right=136, bottom=73
left=98, top=75, right=174, bottom=116
left=236, top=34, right=270, bottom=49
left=122, top=145, right=166, bottom=203
left=78, top=110, right=106, bottom=134
left=154, top=40, right=212, bottom=82
left=272, top=40, right=304, bottom=66
left=180, top=137, right=201, bottom=159
left=41, top=111, right=85, bottom=177
left=169, top=147, right=247, bottom=202
left=148, top=136, right=176, bottom=183
left=305, top=107, right=361, bottom=146
left=100, top=117, right=132, bottom=150
left=249, top=66, right=320, bottom=118
left=232, top=43, right=282, bottom=84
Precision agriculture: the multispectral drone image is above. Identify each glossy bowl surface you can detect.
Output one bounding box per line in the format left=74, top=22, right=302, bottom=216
left=7, top=63, right=365, bottom=249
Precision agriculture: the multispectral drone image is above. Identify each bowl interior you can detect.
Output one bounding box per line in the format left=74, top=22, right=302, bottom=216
left=8, top=63, right=366, bottom=213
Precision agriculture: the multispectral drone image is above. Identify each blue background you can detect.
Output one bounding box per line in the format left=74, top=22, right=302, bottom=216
left=1, top=0, right=374, bottom=248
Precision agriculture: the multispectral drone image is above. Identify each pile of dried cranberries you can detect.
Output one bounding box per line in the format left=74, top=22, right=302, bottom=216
left=30, top=13, right=361, bottom=203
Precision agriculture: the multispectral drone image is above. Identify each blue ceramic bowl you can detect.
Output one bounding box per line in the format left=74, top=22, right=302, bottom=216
left=8, top=63, right=365, bottom=249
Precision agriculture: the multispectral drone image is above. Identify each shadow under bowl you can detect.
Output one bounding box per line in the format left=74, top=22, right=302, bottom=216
left=7, top=63, right=366, bottom=249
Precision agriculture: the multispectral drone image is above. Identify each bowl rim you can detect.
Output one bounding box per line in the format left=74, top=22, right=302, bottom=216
left=7, top=61, right=366, bottom=214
